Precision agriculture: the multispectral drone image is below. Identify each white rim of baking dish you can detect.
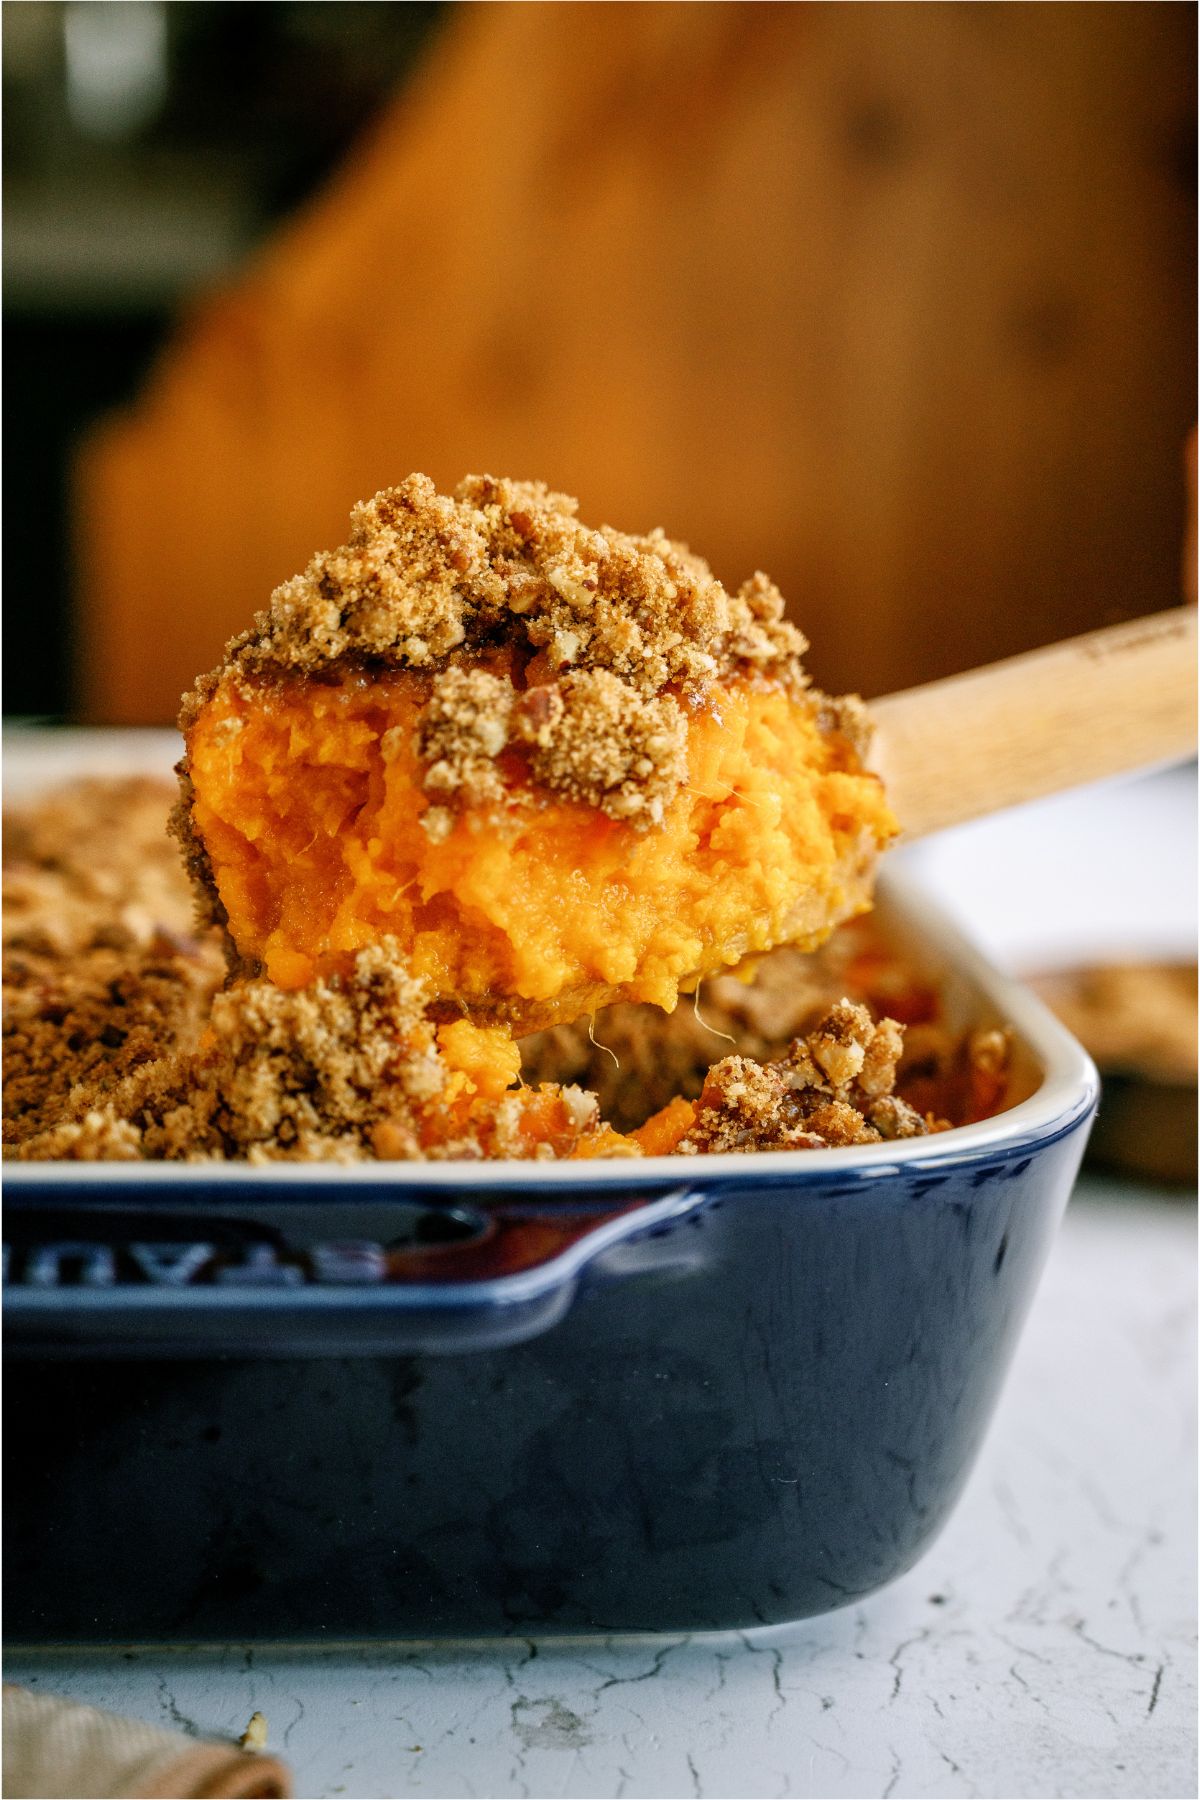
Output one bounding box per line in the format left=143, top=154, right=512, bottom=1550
left=5, top=865, right=1098, bottom=1191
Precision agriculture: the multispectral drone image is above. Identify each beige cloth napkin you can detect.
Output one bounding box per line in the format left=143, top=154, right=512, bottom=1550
left=3, top=1686, right=292, bottom=1799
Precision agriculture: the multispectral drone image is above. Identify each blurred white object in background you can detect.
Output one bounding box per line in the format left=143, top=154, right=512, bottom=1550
left=64, top=1, right=167, bottom=141
left=898, top=762, right=1198, bottom=973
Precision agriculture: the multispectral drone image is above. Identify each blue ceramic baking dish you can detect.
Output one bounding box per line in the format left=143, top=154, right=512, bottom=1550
left=3, top=872, right=1097, bottom=1642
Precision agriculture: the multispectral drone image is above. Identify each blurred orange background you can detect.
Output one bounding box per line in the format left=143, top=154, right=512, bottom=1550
left=13, top=2, right=1199, bottom=722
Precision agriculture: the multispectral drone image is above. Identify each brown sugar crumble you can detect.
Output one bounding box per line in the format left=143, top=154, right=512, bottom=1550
left=5, top=776, right=207, bottom=956
left=21, top=944, right=450, bottom=1163
left=4, top=942, right=221, bottom=1149
left=512, top=670, right=688, bottom=824
left=3, top=779, right=225, bottom=1153
left=179, top=472, right=817, bottom=832
left=12, top=928, right=610, bottom=1165
left=672, top=1001, right=943, bottom=1155
left=220, top=473, right=807, bottom=695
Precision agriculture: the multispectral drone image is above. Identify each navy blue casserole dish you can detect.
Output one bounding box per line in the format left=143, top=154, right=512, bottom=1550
left=3, top=873, right=1097, bottom=1642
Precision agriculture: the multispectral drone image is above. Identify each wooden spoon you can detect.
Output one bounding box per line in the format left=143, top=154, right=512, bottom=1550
left=870, top=607, right=1197, bottom=840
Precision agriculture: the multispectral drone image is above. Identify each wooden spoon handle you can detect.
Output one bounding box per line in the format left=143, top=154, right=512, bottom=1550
left=870, top=608, right=1197, bottom=840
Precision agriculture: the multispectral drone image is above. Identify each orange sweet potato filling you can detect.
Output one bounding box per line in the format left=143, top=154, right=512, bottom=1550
left=372, top=1017, right=634, bottom=1159
left=629, top=1095, right=697, bottom=1156
left=186, top=665, right=894, bottom=1024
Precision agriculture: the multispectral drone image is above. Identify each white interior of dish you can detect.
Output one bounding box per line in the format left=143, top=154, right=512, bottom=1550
left=3, top=729, right=1098, bottom=1188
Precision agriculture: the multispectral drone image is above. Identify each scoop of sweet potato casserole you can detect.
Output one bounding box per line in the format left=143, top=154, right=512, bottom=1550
left=175, top=475, right=895, bottom=1030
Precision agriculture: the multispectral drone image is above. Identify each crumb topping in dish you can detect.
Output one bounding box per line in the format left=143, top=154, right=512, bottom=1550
left=11, top=931, right=616, bottom=1164
left=5, top=776, right=207, bottom=956
left=3, top=778, right=225, bottom=1150
left=10, top=946, right=942, bottom=1163
left=668, top=1001, right=940, bottom=1154
left=3, top=941, right=220, bottom=1148
left=17, top=944, right=467, bottom=1163
left=4, top=780, right=1008, bottom=1164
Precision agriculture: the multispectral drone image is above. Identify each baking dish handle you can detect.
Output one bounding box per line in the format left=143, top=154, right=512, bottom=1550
left=2, top=1183, right=713, bottom=1357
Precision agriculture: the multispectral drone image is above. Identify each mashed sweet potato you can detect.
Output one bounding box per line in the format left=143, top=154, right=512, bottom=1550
left=184, top=659, right=890, bottom=1023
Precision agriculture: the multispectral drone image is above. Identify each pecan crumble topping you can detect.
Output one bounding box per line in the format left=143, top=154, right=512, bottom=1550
left=673, top=1000, right=943, bottom=1155
left=179, top=472, right=831, bottom=831
left=3, top=778, right=225, bottom=1150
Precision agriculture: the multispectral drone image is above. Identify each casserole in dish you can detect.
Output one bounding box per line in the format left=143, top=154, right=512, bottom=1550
left=4, top=867, right=1097, bottom=1641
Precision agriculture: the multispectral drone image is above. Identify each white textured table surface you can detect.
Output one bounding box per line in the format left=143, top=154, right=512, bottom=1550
left=7, top=1180, right=1195, bottom=1800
